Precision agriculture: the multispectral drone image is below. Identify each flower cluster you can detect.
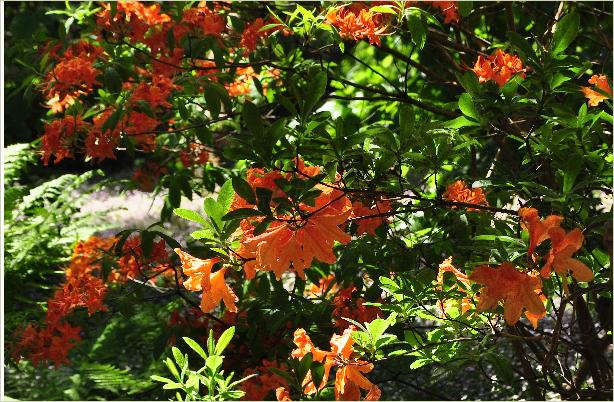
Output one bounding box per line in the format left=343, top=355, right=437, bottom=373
left=277, top=326, right=381, bottom=400
left=12, top=236, right=116, bottom=366
left=326, top=3, right=391, bottom=46
left=472, top=49, right=526, bottom=87
left=443, top=180, right=489, bottom=210
left=234, top=159, right=353, bottom=281
left=581, top=74, right=612, bottom=107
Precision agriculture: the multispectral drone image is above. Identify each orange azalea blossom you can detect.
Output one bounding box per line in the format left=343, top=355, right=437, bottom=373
left=469, top=262, right=546, bottom=328
left=307, top=273, right=340, bottom=298
left=44, top=55, right=100, bottom=101
left=351, top=199, right=392, bottom=236
left=130, top=75, right=178, bottom=109
left=225, top=66, right=258, bottom=97
left=581, top=74, right=612, bottom=106
left=291, top=328, right=335, bottom=394
left=13, top=321, right=82, bottom=367
left=114, top=235, right=170, bottom=283
left=124, top=111, right=161, bottom=152
left=180, top=143, right=210, bottom=167
left=443, top=180, right=489, bottom=210
left=174, top=249, right=238, bottom=313
left=40, top=115, right=90, bottom=165
left=276, top=387, right=292, bottom=401
left=326, top=3, right=390, bottom=46
left=97, top=1, right=171, bottom=44
left=519, top=207, right=563, bottom=257
left=472, top=49, right=526, bottom=87
left=332, top=286, right=382, bottom=330
left=423, top=1, right=459, bottom=24
left=436, top=257, right=472, bottom=316
left=284, top=327, right=380, bottom=400
left=132, top=161, right=168, bottom=192
left=181, top=4, right=226, bottom=38
left=85, top=108, right=124, bottom=162
left=541, top=227, right=593, bottom=283
left=330, top=326, right=381, bottom=401
left=240, top=17, right=289, bottom=56
left=12, top=236, right=119, bottom=367
left=235, top=159, right=352, bottom=280
left=240, top=360, right=289, bottom=400
left=152, top=47, right=185, bottom=78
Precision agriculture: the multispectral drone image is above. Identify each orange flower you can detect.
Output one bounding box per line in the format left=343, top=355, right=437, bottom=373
left=132, top=161, right=167, bottom=192
left=130, top=75, right=178, bottom=109
left=175, top=249, right=238, bottom=313
left=352, top=199, right=392, bottom=236
left=97, top=1, right=171, bottom=44
left=85, top=108, right=123, bottom=163
left=124, top=111, right=160, bottom=152
left=581, top=74, right=612, bottom=106
left=179, top=143, right=210, bottom=167
left=424, top=1, right=459, bottom=24
left=518, top=207, right=563, bottom=257
left=225, top=67, right=258, bottom=97
left=472, top=49, right=526, bottom=87
left=181, top=5, right=226, bottom=38
left=436, top=257, right=472, bottom=316
left=307, top=273, right=339, bottom=298
left=332, top=286, right=382, bottom=330
left=240, top=360, right=289, bottom=400
left=45, top=56, right=100, bottom=100
left=237, top=198, right=352, bottom=280
left=326, top=3, right=390, bottom=46
left=469, top=262, right=546, bottom=327
left=174, top=248, right=218, bottom=292
left=330, top=326, right=381, bottom=401
left=443, top=180, right=488, bottom=210
left=40, top=115, right=89, bottom=165
left=276, top=387, right=292, bottom=401
left=541, top=227, right=593, bottom=283
left=291, top=328, right=334, bottom=394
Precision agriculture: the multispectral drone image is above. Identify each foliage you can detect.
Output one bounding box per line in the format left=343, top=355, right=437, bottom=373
left=4, top=1, right=613, bottom=401
left=152, top=327, right=253, bottom=401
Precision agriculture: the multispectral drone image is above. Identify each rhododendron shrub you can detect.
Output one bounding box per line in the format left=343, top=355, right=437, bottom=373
left=4, top=1, right=612, bottom=401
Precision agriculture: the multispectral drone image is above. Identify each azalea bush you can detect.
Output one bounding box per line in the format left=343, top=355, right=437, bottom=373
left=4, top=1, right=613, bottom=400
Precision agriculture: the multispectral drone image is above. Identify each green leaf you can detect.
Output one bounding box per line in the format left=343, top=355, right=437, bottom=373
left=174, top=208, right=208, bottom=226
left=165, top=358, right=180, bottom=381
left=222, top=208, right=264, bottom=221
left=458, top=93, right=479, bottom=120
left=204, top=83, right=221, bottom=118
left=508, top=31, right=536, bottom=60
left=217, top=180, right=235, bottom=215
left=408, top=14, right=426, bottom=49
left=204, top=197, right=223, bottom=228
left=243, top=101, right=263, bottom=138
left=183, top=337, right=207, bottom=360
left=310, top=361, right=326, bottom=390
left=562, top=157, right=582, bottom=194
left=150, top=375, right=174, bottom=384
left=232, top=177, right=256, bottom=205
left=444, top=116, right=480, bottom=128
left=162, top=382, right=183, bottom=390
left=303, top=71, right=327, bottom=115
left=104, top=67, right=122, bottom=94
left=550, top=11, right=580, bottom=55
left=366, top=318, right=390, bottom=343
left=457, top=1, right=472, bottom=17
left=255, top=187, right=273, bottom=216
left=370, top=5, right=398, bottom=14
left=214, top=326, right=235, bottom=355
left=191, top=228, right=215, bottom=240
